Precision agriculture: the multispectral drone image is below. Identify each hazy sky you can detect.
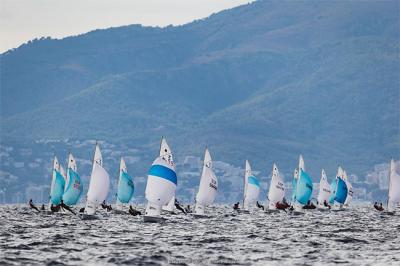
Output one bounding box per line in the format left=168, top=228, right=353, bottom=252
left=0, top=0, right=252, bottom=53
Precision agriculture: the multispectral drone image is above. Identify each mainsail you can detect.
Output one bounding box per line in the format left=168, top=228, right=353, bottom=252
left=343, top=170, right=353, bottom=206
left=144, top=138, right=177, bottom=219
left=116, top=157, right=134, bottom=206
left=194, top=148, right=218, bottom=215
left=84, top=143, right=110, bottom=215
left=243, top=160, right=260, bottom=210
left=388, top=159, right=400, bottom=212
left=62, top=153, right=83, bottom=206
left=267, top=163, right=285, bottom=210
left=317, top=169, right=331, bottom=207
left=49, top=156, right=65, bottom=206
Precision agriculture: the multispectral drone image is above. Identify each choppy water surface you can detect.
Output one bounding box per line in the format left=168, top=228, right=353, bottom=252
left=1, top=204, right=399, bottom=265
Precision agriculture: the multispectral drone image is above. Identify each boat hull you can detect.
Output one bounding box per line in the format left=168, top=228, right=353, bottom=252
left=143, top=215, right=166, bottom=223
left=78, top=213, right=99, bottom=220
left=192, top=213, right=209, bottom=219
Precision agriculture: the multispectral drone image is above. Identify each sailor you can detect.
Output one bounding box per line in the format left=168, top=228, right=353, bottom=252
left=101, top=200, right=112, bottom=211
left=59, top=200, right=76, bottom=215
left=276, top=201, right=288, bottom=210
left=129, top=205, right=142, bottom=216
left=256, top=201, right=264, bottom=210
left=29, top=199, right=40, bottom=212
left=233, top=202, right=240, bottom=210
left=323, top=200, right=331, bottom=209
left=282, top=198, right=290, bottom=209
left=185, top=205, right=192, bottom=213
left=174, top=199, right=186, bottom=214
left=50, top=204, right=60, bottom=212
left=374, top=202, right=384, bottom=211
left=41, top=204, right=45, bottom=211
left=79, top=207, right=85, bottom=213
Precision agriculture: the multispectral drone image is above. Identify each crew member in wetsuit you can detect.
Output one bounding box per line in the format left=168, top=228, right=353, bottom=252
left=374, top=202, right=384, bottom=211
left=174, top=199, right=186, bottom=214
left=79, top=207, right=85, bottom=213
left=276, top=201, right=288, bottom=211
left=51, top=204, right=60, bottom=212
left=233, top=202, right=240, bottom=210
left=256, top=201, right=264, bottom=210
left=129, top=205, right=142, bottom=216
left=40, top=204, right=45, bottom=211
left=323, top=200, right=331, bottom=209
left=29, top=199, right=40, bottom=212
left=59, top=200, right=76, bottom=215
left=185, top=205, right=192, bottom=213
left=101, top=200, right=112, bottom=211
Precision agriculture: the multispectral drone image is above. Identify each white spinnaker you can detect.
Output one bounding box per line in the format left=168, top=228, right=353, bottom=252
left=268, top=163, right=285, bottom=205
left=388, top=160, right=400, bottom=207
left=196, top=148, right=218, bottom=206
left=145, top=138, right=176, bottom=217
left=85, top=144, right=110, bottom=215
left=243, top=160, right=259, bottom=209
left=317, top=169, right=331, bottom=205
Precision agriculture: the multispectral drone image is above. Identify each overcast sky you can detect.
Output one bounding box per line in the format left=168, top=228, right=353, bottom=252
left=0, top=0, right=252, bottom=53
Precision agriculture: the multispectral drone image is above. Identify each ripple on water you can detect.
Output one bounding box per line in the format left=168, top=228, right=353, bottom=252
left=0, top=204, right=399, bottom=265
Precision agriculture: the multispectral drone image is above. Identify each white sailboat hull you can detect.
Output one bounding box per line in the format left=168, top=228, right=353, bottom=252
left=144, top=202, right=164, bottom=223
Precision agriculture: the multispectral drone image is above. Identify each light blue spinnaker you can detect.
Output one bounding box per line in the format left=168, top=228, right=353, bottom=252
left=295, top=169, right=313, bottom=205
left=117, top=171, right=135, bottom=203
left=62, top=169, right=83, bottom=205
left=50, top=170, right=65, bottom=205
left=329, top=180, right=336, bottom=205
left=334, top=178, right=348, bottom=204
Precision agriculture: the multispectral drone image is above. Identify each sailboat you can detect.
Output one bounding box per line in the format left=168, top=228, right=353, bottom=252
left=329, top=166, right=348, bottom=211
left=114, top=157, right=135, bottom=214
left=384, top=159, right=400, bottom=215
left=81, top=143, right=110, bottom=219
left=266, top=163, right=285, bottom=213
left=317, top=169, right=331, bottom=211
left=143, top=137, right=177, bottom=222
left=343, top=170, right=353, bottom=208
left=62, top=153, right=83, bottom=207
left=193, top=148, right=218, bottom=218
left=292, top=155, right=313, bottom=214
left=241, top=160, right=260, bottom=213
left=162, top=196, right=176, bottom=214
left=46, top=156, right=65, bottom=213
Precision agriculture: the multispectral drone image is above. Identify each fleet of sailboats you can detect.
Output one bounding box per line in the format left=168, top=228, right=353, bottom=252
left=40, top=138, right=399, bottom=221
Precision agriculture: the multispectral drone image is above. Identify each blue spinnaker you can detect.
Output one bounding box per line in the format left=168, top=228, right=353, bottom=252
left=62, top=169, right=83, bottom=205
left=334, top=178, right=348, bottom=204
left=117, top=171, right=134, bottom=203
left=295, top=169, right=313, bottom=205
left=329, top=180, right=336, bottom=205
left=50, top=170, right=65, bottom=205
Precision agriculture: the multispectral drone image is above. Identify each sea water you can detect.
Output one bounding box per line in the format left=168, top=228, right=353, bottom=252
left=0, top=204, right=399, bottom=265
